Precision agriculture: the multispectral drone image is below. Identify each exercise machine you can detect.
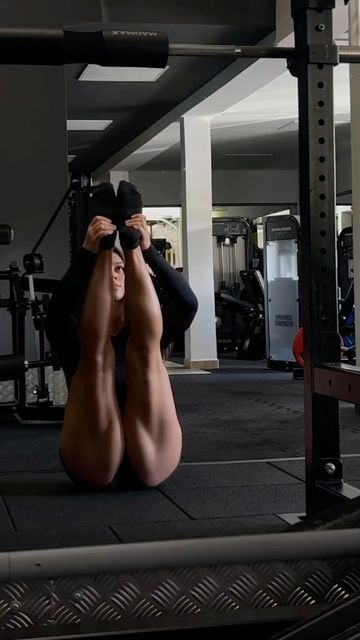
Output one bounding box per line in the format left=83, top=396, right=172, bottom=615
left=337, top=226, right=353, bottom=300
left=0, top=251, right=63, bottom=421
left=263, top=214, right=300, bottom=370
left=0, top=176, right=85, bottom=420
left=213, top=217, right=249, bottom=354
left=213, top=217, right=265, bottom=357
left=337, top=226, right=355, bottom=359
left=238, top=269, right=266, bottom=359
left=215, top=271, right=266, bottom=359
left=212, top=217, right=252, bottom=292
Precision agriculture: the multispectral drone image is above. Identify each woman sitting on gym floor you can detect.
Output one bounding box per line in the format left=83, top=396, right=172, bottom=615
left=45, top=181, right=198, bottom=490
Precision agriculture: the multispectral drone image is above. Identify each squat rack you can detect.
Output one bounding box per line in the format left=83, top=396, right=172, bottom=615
left=0, top=0, right=358, bottom=550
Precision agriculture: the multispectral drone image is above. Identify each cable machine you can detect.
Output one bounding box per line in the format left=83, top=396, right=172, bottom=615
left=212, top=217, right=252, bottom=292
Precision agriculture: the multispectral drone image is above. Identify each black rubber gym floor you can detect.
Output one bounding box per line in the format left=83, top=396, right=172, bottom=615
left=0, top=359, right=360, bottom=551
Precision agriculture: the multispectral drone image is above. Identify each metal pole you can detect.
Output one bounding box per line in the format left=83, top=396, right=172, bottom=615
left=290, top=0, right=360, bottom=515
left=30, top=183, right=72, bottom=255
left=169, top=44, right=295, bottom=58
left=349, top=0, right=360, bottom=399
left=1, top=529, right=360, bottom=581
left=0, top=29, right=359, bottom=64
left=169, top=43, right=360, bottom=63
left=339, top=45, right=360, bottom=62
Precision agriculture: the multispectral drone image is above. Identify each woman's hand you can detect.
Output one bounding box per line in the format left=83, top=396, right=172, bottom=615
left=82, top=216, right=117, bottom=254
left=125, top=214, right=151, bottom=251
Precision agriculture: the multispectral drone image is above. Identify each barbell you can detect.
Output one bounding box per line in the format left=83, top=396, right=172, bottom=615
left=0, top=28, right=358, bottom=68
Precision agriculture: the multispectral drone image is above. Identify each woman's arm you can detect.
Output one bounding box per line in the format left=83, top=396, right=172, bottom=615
left=142, top=244, right=198, bottom=349
left=45, top=215, right=115, bottom=348
left=123, top=213, right=198, bottom=348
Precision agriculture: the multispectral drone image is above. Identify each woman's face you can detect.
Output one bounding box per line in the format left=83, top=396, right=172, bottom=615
left=112, top=251, right=125, bottom=301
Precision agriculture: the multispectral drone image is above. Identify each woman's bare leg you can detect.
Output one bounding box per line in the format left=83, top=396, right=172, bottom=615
left=60, top=250, right=125, bottom=488
left=122, top=247, right=182, bottom=487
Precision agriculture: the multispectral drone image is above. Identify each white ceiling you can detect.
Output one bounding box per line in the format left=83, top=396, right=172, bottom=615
left=111, top=3, right=351, bottom=174
left=213, top=61, right=350, bottom=127
left=117, top=62, right=350, bottom=172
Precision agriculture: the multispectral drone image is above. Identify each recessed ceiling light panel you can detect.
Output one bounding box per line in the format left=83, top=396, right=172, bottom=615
left=67, top=120, right=113, bottom=131
left=78, top=65, right=169, bottom=82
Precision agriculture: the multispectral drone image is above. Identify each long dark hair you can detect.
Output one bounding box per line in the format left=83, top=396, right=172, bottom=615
left=113, top=246, right=125, bottom=261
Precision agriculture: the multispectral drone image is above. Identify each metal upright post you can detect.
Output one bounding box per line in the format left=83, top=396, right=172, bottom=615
left=10, top=265, right=27, bottom=409
left=291, top=0, right=348, bottom=514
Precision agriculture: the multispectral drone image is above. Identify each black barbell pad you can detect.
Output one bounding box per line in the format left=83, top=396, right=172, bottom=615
left=0, top=28, right=169, bottom=67
left=0, top=354, right=26, bottom=381
left=64, top=29, right=169, bottom=68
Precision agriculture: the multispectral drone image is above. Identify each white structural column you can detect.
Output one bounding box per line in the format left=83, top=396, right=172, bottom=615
left=180, top=116, right=218, bottom=369
left=349, top=1, right=360, bottom=365
left=110, top=170, right=129, bottom=192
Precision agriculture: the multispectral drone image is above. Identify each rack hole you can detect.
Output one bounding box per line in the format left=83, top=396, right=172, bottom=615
left=319, top=156, right=325, bottom=163
left=320, top=211, right=326, bottom=218
left=318, top=119, right=325, bottom=126
left=319, top=175, right=325, bottom=182
left=318, top=100, right=325, bottom=107
left=320, top=230, right=326, bottom=237
left=321, top=248, right=327, bottom=255
left=319, top=193, right=326, bottom=200
left=319, top=137, right=325, bottom=144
